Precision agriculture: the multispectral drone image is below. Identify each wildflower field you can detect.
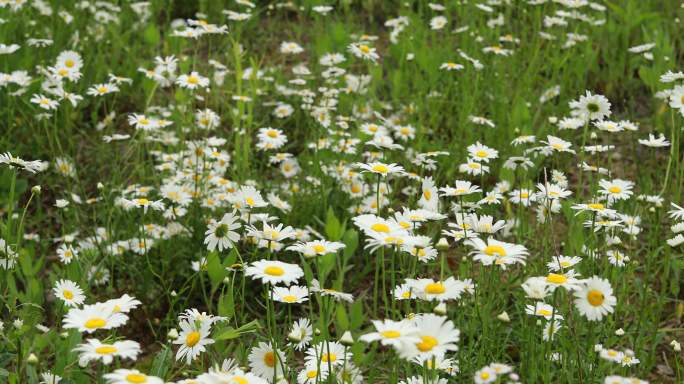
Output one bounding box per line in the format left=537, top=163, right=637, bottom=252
left=2, top=0, right=684, bottom=383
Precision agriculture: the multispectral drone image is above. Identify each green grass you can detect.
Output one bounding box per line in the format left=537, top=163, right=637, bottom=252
left=0, top=0, right=683, bottom=383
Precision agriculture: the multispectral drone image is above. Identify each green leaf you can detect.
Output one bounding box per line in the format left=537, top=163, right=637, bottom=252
left=336, top=304, right=349, bottom=330
left=207, top=251, right=226, bottom=287
left=143, top=24, right=160, bottom=46
left=215, top=320, right=260, bottom=341
left=325, top=207, right=342, bottom=240
left=150, top=346, right=172, bottom=378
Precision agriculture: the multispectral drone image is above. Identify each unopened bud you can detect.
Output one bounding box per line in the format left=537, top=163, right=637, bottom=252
left=433, top=302, right=447, bottom=315
left=97, top=182, right=104, bottom=190
left=436, top=238, right=449, bottom=251
left=167, top=329, right=179, bottom=340
left=497, top=311, right=510, bottom=322
left=671, top=340, right=681, bottom=352
left=31, top=185, right=41, bottom=195
left=27, top=353, right=38, bottom=364
left=615, top=328, right=624, bottom=336
left=340, top=331, right=354, bottom=346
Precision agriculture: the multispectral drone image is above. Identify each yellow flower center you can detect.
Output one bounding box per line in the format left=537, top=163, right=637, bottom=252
left=587, top=289, right=605, bottom=306
left=423, top=190, right=432, bottom=200
left=484, top=245, right=506, bottom=257
left=185, top=331, right=201, bottom=347
left=588, top=203, right=604, bottom=210
left=65, top=59, right=75, bottom=68
left=480, top=371, right=490, bottom=380
left=476, top=150, right=488, bottom=158
left=608, top=186, right=622, bottom=194
left=401, top=291, right=411, bottom=299
left=416, top=335, right=438, bottom=352
left=424, top=282, right=446, bottom=294
left=98, top=86, right=108, bottom=93
left=538, top=309, right=552, bottom=317
left=95, top=346, right=118, bottom=354
left=551, top=143, right=564, bottom=150
left=546, top=273, right=567, bottom=284
left=321, top=353, right=337, bottom=362
left=372, top=164, right=388, bottom=174
left=84, top=318, right=107, bottom=329
left=282, top=295, right=297, bottom=303
left=125, top=374, right=147, bottom=383
left=264, top=351, right=275, bottom=367
left=381, top=330, right=401, bottom=338
left=301, top=242, right=323, bottom=254
left=306, top=370, right=318, bottom=379
left=232, top=377, right=248, bottom=384
left=267, top=130, right=278, bottom=138
left=359, top=44, right=371, bottom=54
left=371, top=223, right=390, bottom=233
left=187, top=75, right=199, bottom=85
left=264, top=266, right=284, bottom=276
left=63, top=290, right=74, bottom=300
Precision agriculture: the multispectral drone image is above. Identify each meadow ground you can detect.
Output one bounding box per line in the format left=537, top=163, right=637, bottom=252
left=1, top=0, right=683, bottom=383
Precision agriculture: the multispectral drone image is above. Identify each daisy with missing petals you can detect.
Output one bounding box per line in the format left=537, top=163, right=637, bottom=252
left=465, top=238, right=528, bottom=268
left=288, top=318, right=313, bottom=351
left=525, top=302, right=563, bottom=320
left=118, top=197, right=165, bottom=213
left=176, top=71, right=209, bottom=89
left=245, top=260, right=304, bottom=286
left=440, top=180, right=481, bottom=197
left=204, top=211, right=241, bottom=251
left=248, top=342, right=287, bottom=380
left=53, top=279, right=85, bottom=307
left=544, top=270, right=583, bottom=291
left=440, top=62, right=464, bottom=71
left=272, top=285, right=309, bottom=304
left=571, top=202, right=617, bottom=218
left=638, top=133, right=670, bottom=148
left=547, top=255, right=582, bottom=271
left=103, top=369, right=164, bottom=384
left=305, top=341, right=350, bottom=368
left=359, top=319, right=420, bottom=348
left=347, top=42, right=379, bottom=62
left=31, top=94, right=59, bottom=110
left=287, top=240, right=346, bottom=258
left=173, top=318, right=215, bottom=364
left=543, top=135, right=575, bottom=153
left=574, top=276, right=616, bottom=321
left=355, top=162, right=405, bottom=177
left=63, top=303, right=129, bottom=333
left=74, top=339, right=141, bottom=366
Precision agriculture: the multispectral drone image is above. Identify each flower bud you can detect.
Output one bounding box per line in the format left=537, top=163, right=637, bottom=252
left=31, top=185, right=41, bottom=195
left=615, top=328, right=624, bottom=336
left=340, top=331, right=354, bottom=346
left=497, top=311, right=510, bottom=322
left=167, top=328, right=179, bottom=340
left=433, top=302, right=447, bottom=315
left=672, top=340, right=681, bottom=352
left=436, top=237, right=449, bottom=251
left=27, top=353, right=38, bottom=364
